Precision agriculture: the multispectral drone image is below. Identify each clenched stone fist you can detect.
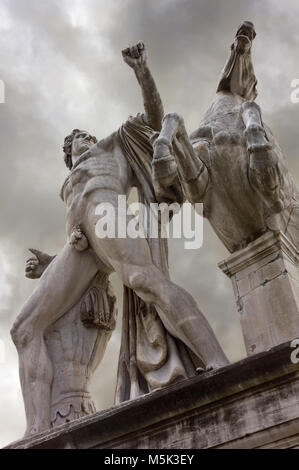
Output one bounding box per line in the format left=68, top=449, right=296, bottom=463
left=122, top=42, right=147, bottom=70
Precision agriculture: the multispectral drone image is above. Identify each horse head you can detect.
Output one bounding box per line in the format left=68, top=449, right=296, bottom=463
left=217, top=21, right=257, bottom=101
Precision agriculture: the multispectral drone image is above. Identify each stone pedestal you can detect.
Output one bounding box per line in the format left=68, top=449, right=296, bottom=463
left=218, top=231, right=299, bottom=356
left=4, top=342, right=299, bottom=449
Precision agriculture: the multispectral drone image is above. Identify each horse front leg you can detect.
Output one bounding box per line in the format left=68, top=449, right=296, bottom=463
left=152, top=112, right=209, bottom=203
left=152, top=112, right=181, bottom=186
left=242, top=101, right=284, bottom=214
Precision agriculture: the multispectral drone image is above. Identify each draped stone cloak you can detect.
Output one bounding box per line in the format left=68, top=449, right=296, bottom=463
left=115, top=114, right=202, bottom=403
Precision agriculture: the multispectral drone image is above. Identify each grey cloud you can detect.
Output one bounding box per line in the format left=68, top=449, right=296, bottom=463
left=1, top=0, right=299, bottom=446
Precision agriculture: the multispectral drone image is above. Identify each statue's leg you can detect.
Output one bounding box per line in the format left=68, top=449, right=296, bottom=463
left=46, top=272, right=116, bottom=428
left=153, top=112, right=209, bottom=203
left=84, top=204, right=229, bottom=372
left=152, top=112, right=182, bottom=186
left=241, top=101, right=283, bottom=213
left=241, top=101, right=271, bottom=153
left=11, top=244, right=98, bottom=436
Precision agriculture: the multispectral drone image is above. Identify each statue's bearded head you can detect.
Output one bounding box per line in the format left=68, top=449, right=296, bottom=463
left=63, top=129, right=98, bottom=170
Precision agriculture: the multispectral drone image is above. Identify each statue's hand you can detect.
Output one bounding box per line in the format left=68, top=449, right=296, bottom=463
left=122, top=42, right=147, bottom=70
left=69, top=226, right=89, bottom=252
left=25, top=249, right=54, bottom=279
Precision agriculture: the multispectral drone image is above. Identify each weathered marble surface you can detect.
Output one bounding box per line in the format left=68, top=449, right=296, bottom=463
left=5, top=341, right=299, bottom=449
left=10, top=43, right=228, bottom=438
left=153, top=21, right=299, bottom=357
left=9, top=21, right=299, bottom=443
left=46, top=271, right=116, bottom=428
left=153, top=22, right=299, bottom=254
left=219, top=231, right=299, bottom=355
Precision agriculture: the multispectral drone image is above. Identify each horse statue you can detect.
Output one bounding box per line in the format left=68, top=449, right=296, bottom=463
left=153, top=21, right=299, bottom=254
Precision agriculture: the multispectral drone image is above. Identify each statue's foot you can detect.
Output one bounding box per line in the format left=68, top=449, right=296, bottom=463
left=23, top=420, right=50, bottom=438
left=196, top=361, right=229, bottom=375
left=196, top=365, right=213, bottom=375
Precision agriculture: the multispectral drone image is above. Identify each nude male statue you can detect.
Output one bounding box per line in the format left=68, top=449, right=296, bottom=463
left=11, top=43, right=228, bottom=436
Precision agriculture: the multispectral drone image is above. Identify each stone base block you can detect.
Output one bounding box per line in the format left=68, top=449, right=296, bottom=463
left=219, top=232, right=299, bottom=355
left=5, top=341, right=299, bottom=449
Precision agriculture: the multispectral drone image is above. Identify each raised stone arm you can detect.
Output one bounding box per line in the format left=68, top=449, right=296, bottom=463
left=122, top=42, right=164, bottom=132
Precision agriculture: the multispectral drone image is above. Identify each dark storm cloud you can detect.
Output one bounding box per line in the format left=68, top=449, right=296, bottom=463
left=1, top=0, right=299, bottom=445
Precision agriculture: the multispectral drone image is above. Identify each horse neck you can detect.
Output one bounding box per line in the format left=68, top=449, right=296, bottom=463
left=202, top=92, right=244, bottom=126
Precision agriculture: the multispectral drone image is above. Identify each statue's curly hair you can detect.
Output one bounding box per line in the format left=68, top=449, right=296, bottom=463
left=63, top=129, right=97, bottom=170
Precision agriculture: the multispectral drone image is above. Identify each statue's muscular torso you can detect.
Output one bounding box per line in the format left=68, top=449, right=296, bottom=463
left=61, top=131, right=134, bottom=243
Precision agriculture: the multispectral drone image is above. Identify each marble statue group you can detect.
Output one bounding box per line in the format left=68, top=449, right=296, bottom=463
left=10, top=22, right=299, bottom=437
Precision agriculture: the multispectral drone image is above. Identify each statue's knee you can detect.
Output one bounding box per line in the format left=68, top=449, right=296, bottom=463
left=163, top=112, right=184, bottom=127
left=127, top=265, right=161, bottom=294
left=245, top=123, right=264, bottom=135
left=10, top=317, right=34, bottom=350
left=127, top=270, right=148, bottom=292
left=242, top=100, right=261, bottom=115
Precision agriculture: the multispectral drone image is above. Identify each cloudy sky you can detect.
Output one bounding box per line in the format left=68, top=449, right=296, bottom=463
left=1, top=0, right=299, bottom=447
